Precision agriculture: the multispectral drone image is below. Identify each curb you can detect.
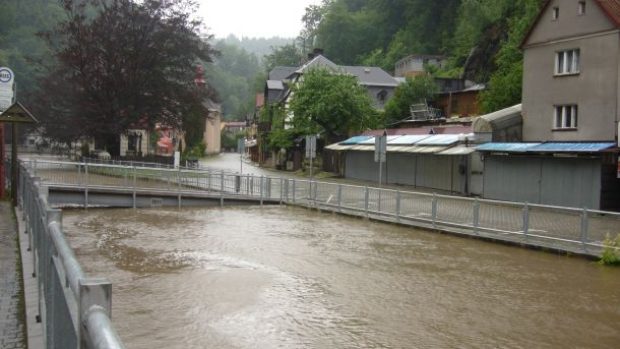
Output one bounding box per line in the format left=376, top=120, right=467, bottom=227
left=14, top=206, right=44, bottom=349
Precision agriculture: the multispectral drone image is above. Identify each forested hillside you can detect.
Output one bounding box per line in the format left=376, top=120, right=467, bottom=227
left=0, top=0, right=546, bottom=123
left=0, top=0, right=63, bottom=97
left=299, top=0, right=544, bottom=112
left=204, top=36, right=295, bottom=121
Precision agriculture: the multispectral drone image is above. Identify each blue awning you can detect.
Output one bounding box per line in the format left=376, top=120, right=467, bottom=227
left=528, top=142, right=616, bottom=152
left=339, top=136, right=373, bottom=145
left=476, top=143, right=541, bottom=152
left=476, top=142, right=616, bottom=153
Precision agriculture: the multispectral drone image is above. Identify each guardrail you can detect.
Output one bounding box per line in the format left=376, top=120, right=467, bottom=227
left=26, top=159, right=620, bottom=258
left=18, top=161, right=126, bottom=349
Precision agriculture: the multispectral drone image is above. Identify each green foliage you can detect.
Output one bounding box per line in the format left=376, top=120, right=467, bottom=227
left=289, top=67, right=377, bottom=142
left=221, top=130, right=245, bottom=150
left=383, top=75, right=439, bottom=126
left=182, top=143, right=206, bottom=161
left=263, top=43, right=304, bottom=71
left=479, top=0, right=542, bottom=112
left=205, top=40, right=262, bottom=120
left=316, top=0, right=460, bottom=69
left=258, top=104, right=295, bottom=150
left=35, top=0, right=216, bottom=153
left=600, top=234, right=620, bottom=266
left=0, top=0, right=64, bottom=97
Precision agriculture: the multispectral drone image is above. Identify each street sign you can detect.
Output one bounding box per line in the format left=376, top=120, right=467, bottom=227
left=374, top=134, right=387, bottom=163
left=0, top=67, right=15, bottom=112
left=237, top=138, right=245, bottom=154
left=305, top=135, right=316, bottom=159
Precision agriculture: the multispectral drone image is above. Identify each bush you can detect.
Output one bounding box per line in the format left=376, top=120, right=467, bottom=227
left=599, top=234, right=620, bottom=266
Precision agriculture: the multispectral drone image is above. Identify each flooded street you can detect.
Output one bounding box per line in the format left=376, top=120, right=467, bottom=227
left=63, top=205, right=620, bottom=348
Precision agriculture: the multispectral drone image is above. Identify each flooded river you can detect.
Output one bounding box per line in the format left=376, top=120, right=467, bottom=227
left=63, top=205, right=620, bottom=348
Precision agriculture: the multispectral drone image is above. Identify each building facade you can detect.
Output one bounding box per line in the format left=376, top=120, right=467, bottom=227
left=478, top=0, right=620, bottom=210
left=521, top=0, right=619, bottom=142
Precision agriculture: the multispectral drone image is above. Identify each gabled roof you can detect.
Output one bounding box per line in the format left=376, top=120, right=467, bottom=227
left=268, top=66, right=297, bottom=81
left=341, top=66, right=398, bottom=87
left=521, top=0, right=620, bottom=48
left=294, top=55, right=340, bottom=74
left=596, top=0, right=620, bottom=25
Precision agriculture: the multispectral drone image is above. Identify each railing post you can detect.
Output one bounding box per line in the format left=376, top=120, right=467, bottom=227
left=313, top=181, right=318, bottom=208
left=396, top=190, right=401, bottom=223
left=177, top=168, right=182, bottom=209
left=84, top=163, right=89, bottom=209
left=431, top=193, right=438, bottom=228
left=279, top=178, right=283, bottom=205
left=78, top=163, right=82, bottom=187
left=580, top=207, right=589, bottom=250
left=337, top=184, right=342, bottom=213
left=364, top=186, right=369, bottom=218
left=292, top=179, right=296, bottom=203
left=307, top=181, right=312, bottom=207
left=132, top=166, right=137, bottom=209
left=46, top=208, right=62, bottom=347
left=260, top=176, right=264, bottom=206
left=522, top=202, right=529, bottom=240
left=473, top=198, right=480, bottom=235
left=79, top=278, right=113, bottom=349
left=220, top=172, right=224, bottom=207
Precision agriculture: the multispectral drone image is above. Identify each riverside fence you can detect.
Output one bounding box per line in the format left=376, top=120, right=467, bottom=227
left=25, top=159, right=620, bottom=259
left=19, top=162, right=126, bottom=349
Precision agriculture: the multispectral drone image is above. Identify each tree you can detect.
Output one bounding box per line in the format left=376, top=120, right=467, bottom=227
left=205, top=40, right=261, bottom=120
left=479, top=0, right=542, bottom=113
left=383, top=75, right=439, bottom=126
left=263, top=43, right=304, bottom=72
left=298, top=1, right=331, bottom=54
left=36, top=0, right=216, bottom=154
left=289, top=67, right=377, bottom=142
left=0, top=0, right=64, bottom=97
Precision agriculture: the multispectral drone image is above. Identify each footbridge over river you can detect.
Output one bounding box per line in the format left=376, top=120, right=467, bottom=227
left=12, top=158, right=620, bottom=348
left=21, top=158, right=620, bottom=259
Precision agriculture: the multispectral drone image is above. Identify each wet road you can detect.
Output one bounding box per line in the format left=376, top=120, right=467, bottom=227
left=63, top=205, right=620, bottom=349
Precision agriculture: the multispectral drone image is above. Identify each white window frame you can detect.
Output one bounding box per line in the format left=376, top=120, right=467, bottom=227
left=578, top=1, right=586, bottom=15
left=555, top=49, right=580, bottom=75
left=554, top=105, right=578, bottom=129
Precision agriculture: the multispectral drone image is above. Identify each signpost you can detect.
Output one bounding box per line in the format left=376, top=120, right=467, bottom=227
left=0, top=67, right=16, bottom=200
left=305, top=135, right=317, bottom=179
left=374, top=131, right=387, bottom=186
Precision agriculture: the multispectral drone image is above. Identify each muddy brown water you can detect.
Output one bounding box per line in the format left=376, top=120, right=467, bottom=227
left=63, top=206, right=620, bottom=349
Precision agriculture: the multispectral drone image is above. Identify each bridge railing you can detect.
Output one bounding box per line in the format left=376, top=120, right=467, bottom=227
left=18, top=162, right=126, bottom=349
left=26, top=159, right=620, bottom=257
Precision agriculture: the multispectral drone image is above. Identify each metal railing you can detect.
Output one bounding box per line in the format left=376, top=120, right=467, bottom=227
left=25, top=159, right=620, bottom=258
left=18, top=162, right=126, bottom=349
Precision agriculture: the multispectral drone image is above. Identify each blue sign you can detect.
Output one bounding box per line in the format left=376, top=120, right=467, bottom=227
left=0, top=67, right=14, bottom=84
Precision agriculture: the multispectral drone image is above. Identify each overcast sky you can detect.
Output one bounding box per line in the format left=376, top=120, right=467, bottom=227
left=197, top=0, right=323, bottom=39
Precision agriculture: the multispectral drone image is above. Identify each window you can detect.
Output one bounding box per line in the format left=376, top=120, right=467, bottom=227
left=554, top=105, right=578, bottom=129
left=555, top=49, right=580, bottom=75
left=552, top=6, right=559, bottom=20
left=377, top=90, right=388, bottom=103
left=578, top=1, right=586, bottom=15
